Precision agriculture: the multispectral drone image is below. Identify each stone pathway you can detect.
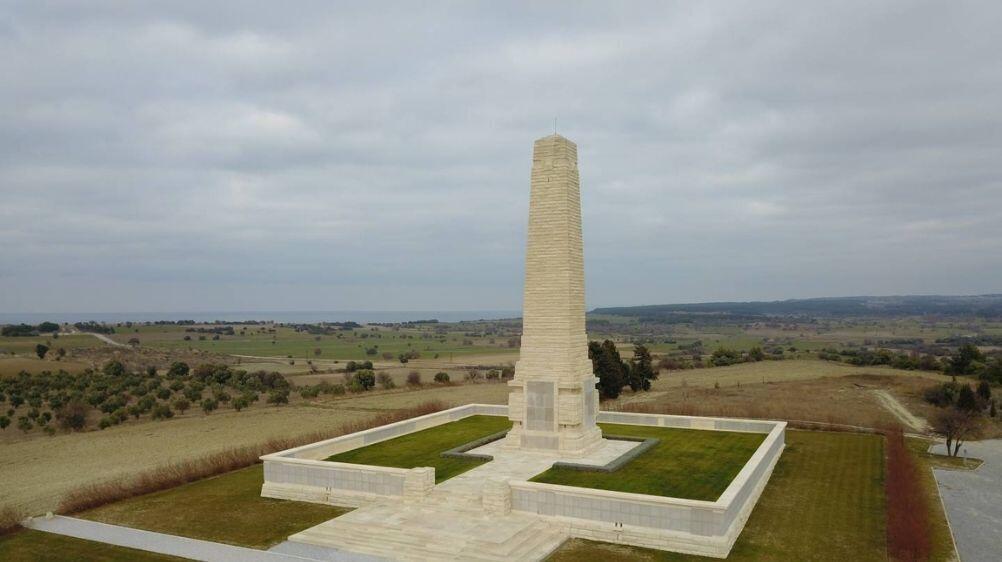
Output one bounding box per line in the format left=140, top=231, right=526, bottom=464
left=288, top=438, right=639, bottom=561
left=930, top=439, right=1002, bottom=562
left=23, top=515, right=380, bottom=562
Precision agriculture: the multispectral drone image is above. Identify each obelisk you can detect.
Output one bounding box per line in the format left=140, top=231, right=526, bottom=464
left=504, top=134, right=603, bottom=456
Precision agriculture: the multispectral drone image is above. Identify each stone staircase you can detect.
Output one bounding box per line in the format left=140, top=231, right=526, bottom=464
left=287, top=499, right=567, bottom=561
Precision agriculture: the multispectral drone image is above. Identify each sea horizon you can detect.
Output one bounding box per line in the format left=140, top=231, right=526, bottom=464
left=0, top=310, right=522, bottom=325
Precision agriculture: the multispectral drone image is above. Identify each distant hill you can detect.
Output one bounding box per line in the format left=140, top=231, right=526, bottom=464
left=592, top=295, right=1002, bottom=319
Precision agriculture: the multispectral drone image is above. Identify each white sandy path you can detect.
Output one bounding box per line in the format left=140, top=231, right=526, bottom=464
left=872, top=389, right=929, bottom=432
left=24, top=515, right=379, bottom=562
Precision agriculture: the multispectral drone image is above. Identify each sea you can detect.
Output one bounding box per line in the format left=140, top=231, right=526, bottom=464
left=0, top=310, right=521, bottom=325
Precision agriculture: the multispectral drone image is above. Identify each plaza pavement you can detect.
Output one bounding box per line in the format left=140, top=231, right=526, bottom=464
left=929, top=439, right=1002, bottom=562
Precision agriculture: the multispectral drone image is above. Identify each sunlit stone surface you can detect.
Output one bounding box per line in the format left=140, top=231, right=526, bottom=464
left=504, top=134, right=603, bottom=455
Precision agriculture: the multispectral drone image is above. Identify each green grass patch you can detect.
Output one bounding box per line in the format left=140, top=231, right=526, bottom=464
left=548, top=430, right=886, bottom=561
left=0, top=530, right=185, bottom=562
left=80, top=464, right=346, bottom=549
left=325, top=415, right=513, bottom=482
left=531, top=424, right=765, bottom=501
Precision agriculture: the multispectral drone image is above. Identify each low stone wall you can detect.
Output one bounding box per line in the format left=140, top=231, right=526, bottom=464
left=262, top=404, right=785, bottom=558
left=509, top=413, right=786, bottom=558
left=260, top=404, right=499, bottom=506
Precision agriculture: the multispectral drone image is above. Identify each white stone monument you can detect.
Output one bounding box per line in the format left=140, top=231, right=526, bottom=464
left=504, top=134, right=604, bottom=456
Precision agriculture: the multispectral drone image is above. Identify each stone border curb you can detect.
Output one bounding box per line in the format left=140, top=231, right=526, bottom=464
left=549, top=435, right=659, bottom=473
left=440, top=429, right=510, bottom=461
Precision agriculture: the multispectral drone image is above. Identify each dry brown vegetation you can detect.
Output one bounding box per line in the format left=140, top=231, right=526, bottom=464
left=58, top=401, right=446, bottom=514
left=614, top=374, right=919, bottom=431
left=885, top=428, right=931, bottom=561
left=0, top=506, right=25, bottom=537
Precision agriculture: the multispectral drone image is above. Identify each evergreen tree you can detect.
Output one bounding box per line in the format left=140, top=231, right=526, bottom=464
left=956, top=384, right=979, bottom=413
left=589, top=340, right=627, bottom=399
left=628, top=344, right=657, bottom=391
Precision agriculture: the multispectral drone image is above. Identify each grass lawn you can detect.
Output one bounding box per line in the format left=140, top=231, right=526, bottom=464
left=548, top=430, right=887, bottom=561
left=531, top=424, right=765, bottom=501
left=0, top=530, right=185, bottom=562
left=80, top=464, right=347, bottom=549
left=326, top=415, right=513, bottom=482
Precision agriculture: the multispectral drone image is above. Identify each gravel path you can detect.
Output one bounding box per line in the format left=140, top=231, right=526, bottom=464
left=24, top=515, right=378, bottom=562
left=930, top=439, right=1002, bottom=562
left=872, top=389, right=928, bottom=432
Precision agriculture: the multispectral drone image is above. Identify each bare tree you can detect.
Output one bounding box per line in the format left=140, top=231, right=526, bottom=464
left=931, top=409, right=985, bottom=457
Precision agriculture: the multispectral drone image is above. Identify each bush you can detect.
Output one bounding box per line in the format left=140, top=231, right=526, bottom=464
left=349, top=370, right=376, bottom=392
left=172, top=398, right=190, bottom=414
left=976, top=381, right=992, bottom=401
left=267, top=389, right=290, bottom=405
left=299, top=385, right=319, bottom=399
left=200, top=398, right=218, bottom=414
left=102, top=360, right=126, bottom=378
left=434, top=372, right=450, bottom=384
left=151, top=403, right=173, bottom=420
left=0, top=416, right=9, bottom=430
left=57, top=400, right=89, bottom=431
left=331, top=384, right=346, bottom=395
left=923, top=382, right=961, bottom=407
left=464, top=369, right=482, bottom=382
left=232, top=397, right=249, bottom=412
left=377, top=372, right=395, bottom=389
left=406, top=371, right=422, bottom=386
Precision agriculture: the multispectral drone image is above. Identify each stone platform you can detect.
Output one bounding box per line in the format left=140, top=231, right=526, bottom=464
left=286, top=439, right=639, bottom=561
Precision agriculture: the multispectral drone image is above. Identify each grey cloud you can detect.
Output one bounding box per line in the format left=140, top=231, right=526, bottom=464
left=1, top=1, right=1000, bottom=313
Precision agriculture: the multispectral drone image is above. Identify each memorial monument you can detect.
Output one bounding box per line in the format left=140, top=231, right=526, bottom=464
left=503, top=134, right=604, bottom=455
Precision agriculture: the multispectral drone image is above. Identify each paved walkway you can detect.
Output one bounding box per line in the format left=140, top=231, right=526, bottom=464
left=24, top=515, right=380, bottom=562
left=289, top=438, right=639, bottom=561
left=930, top=439, right=1002, bottom=562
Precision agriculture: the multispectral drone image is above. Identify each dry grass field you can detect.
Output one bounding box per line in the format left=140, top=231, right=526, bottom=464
left=0, top=382, right=509, bottom=515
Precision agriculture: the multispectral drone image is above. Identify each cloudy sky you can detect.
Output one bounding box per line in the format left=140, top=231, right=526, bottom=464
left=2, top=1, right=1000, bottom=314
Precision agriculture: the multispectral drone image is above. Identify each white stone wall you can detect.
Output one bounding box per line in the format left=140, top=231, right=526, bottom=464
left=260, top=404, right=502, bottom=506
left=508, top=415, right=786, bottom=558
left=261, top=404, right=786, bottom=559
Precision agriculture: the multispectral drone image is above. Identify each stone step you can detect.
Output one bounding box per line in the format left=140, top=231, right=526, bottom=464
left=290, top=513, right=567, bottom=561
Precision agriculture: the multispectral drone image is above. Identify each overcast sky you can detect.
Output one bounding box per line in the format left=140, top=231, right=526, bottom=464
left=1, top=1, right=1000, bottom=314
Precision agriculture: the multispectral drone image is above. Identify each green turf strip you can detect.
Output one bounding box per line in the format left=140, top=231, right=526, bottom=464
left=325, top=415, right=513, bottom=482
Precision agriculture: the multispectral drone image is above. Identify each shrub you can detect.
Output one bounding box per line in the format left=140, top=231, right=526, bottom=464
left=331, top=384, right=346, bottom=395
left=56, top=400, right=88, bottom=431
left=349, top=370, right=376, bottom=392
left=35, top=343, right=49, bottom=359
left=976, top=381, right=992, bottom=401
left=485, top=369, right=500, bottom=381
left=151, top=404, right=173, bottom=420
left=923, top=382, right=961, bottom=407
left=17, top=417, right=32, bottom=432
left=99, top=416, right=114, bottom=430
left=0, top=416, right=9, bottom=430
left=377, top=373, right=395, bottom=389
left=299, top=386, right=319, bottom=399
left=434, top=372, right=450, bottom=384
left=172, top=398, right=190, bottom=414
left=102, top=361, right=126, bottom=378
left=232, top=397, right=249, bottom=412
left=200, top=398, right=218, bottom=414
left=167, top=362, right=189, bottom=378
left=267, top=389, right=290, bottom=405
left=406, top=371, right=422, bottom=386
left=156, top=388, right=171, bottom=400
left=956, top=385, right=979, bottom=412
left=464, top=369, right=482, bottom=382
